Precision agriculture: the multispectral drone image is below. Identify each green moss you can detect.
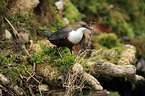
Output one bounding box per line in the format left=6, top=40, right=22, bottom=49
left=72, top=0, right=145, bottom=38
left=106, top=11, right=135, bottom=38
left=106, top=0, right=144, bottom=36
left=30, top=43, right=76, bottom=74
left=132, top=14, right=145, bottom=34
left=93, top=33, right=121, bottom=49
left=0, top=52, right=27, bottom=85
left=89, top=55, right=103, bottom=62
left=8, top=0, right=66, bottom=42
left=71, top=0, right=109, bottom=19
left=0, top=0, right=7, bottom=14
left=63, top=0, right=84, bottom=24
left=93, top=42, right=108, bottom=51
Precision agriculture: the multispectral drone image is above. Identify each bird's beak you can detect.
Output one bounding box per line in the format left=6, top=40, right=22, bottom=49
left=87, top=27, right=93, bottom=30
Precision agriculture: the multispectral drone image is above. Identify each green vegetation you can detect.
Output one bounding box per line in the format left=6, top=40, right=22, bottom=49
left=63, top=0, right=84, bottom=24
left=0, top=42, right=76, bottom=88
left=71, top=0, right=144, bottom=38
left=0, top=0, right=145, bottom=95
left=0, top=0, right=7, bottom=14
left=93, top=33, right=121, bottom=49
left=31, top=43, right=76, bottom=73
left=107, top=11, right=135, bottom=38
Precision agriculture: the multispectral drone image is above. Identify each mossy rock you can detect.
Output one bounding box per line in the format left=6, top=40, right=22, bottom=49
left=89, top=46, right=122, bottom=63
left=89, top=44, right=136, bottom=65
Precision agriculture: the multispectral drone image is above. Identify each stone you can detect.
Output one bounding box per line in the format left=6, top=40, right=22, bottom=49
left=38, top=84, right=49, bottom=92
left=5, top=29, right=12, bottom=39
left=0, top=73, right=10, bottom=85
left=72, top=63, right=83, bottom=74
left=55, top=0, right=64, bottom=10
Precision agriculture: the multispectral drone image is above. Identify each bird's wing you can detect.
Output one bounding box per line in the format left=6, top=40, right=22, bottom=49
left=49, top=29, right=72, bottom=40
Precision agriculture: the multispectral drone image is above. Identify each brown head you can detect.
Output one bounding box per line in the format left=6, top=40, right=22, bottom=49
left=63, top=21, right=92, bottom=30
left=77, top=21, right=89, bottom=28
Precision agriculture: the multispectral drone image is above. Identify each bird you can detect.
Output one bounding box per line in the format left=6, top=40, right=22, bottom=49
left=62, top=22, right=93, bottom=55
left=42, top=26, right=92, bottom=59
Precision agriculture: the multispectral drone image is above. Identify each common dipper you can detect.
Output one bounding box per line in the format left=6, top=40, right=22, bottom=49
left=42, top=27, right=92, bottom=59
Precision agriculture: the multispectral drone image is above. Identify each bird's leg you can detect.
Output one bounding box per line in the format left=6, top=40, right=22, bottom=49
left=57, top=48, right=63, bottom=59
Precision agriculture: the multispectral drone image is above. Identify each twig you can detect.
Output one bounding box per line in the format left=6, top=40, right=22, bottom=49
left=4, top=16, right=20, bottom=38
left=0, top=84, right=16, bottom=96
left=23, top=65, right=41, bottom=85
left=28, top=85, right=34, bottom=96
left=25, top=62, right=36, bottom=86
left=22, top=44, right=31, bottom=57
left=23, top=61, right=42, bottom=95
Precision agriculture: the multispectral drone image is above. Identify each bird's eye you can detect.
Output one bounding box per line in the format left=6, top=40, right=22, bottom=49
left=82, top=25, right=86, bottom=27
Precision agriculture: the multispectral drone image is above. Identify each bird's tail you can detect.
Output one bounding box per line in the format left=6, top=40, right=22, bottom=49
left=41, top=30, right=53, bottom=38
